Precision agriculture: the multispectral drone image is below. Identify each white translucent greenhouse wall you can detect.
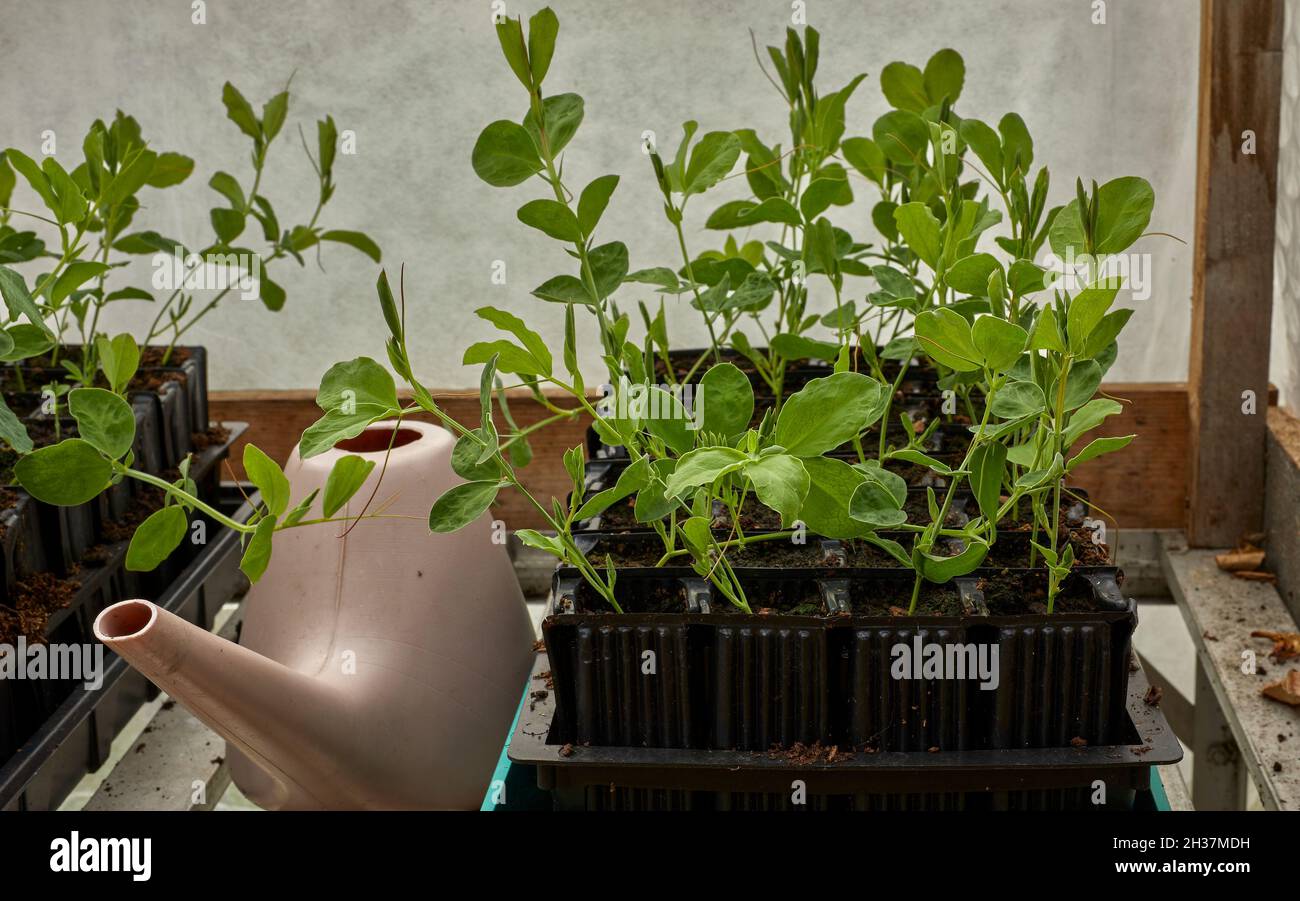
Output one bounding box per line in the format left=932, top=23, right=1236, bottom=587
left=0, top=0, right=1201, bottom=391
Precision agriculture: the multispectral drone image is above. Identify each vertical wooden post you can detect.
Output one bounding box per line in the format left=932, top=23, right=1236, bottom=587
left=1187, top=0, right=1284, bottom=546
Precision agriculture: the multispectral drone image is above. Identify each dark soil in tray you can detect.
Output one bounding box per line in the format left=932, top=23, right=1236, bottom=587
left=568, top=573, right=1106, bottom=618
left=188, top=424, right=231, bottom=452
left=1, top=346, right=193, bottom=395
left=587, top=537, right=843, bottom=570
left=0, top=570, right=81, bottom=646
left=978, top=570, right=1104, bottom=615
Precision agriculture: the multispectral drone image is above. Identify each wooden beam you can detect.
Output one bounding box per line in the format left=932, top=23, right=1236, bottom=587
left=1187, top=0, right=1284, bottom=546
left=211, top=388, right=592, bottom=532
left=212, top=382, right=1194, bottom=530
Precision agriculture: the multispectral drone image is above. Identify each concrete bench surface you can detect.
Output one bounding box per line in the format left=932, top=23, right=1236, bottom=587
left=1161, top=533, right=1300, bottom=810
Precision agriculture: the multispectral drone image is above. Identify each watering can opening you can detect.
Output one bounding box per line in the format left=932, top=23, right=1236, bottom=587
left=334, top=425, right=424, bottom=453
left=95, top=599, right=157, bottom=642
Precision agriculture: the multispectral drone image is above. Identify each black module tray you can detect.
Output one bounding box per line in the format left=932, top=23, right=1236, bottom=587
left=0, top=425, right=246, bottom=788
left=543, top=565, right=1136, bottom=756
left=0, top=484, right=256, bottom=811
left=510, top=651, right=1180, bottom=811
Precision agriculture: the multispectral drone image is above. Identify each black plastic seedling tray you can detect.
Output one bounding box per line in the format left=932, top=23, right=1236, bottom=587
left=0, top=425, right=246, bottom=796
left=0, top=484, right=256, bottom=811
left=543, top=564, right=1135, bottom=756
left=656, top=346, right=939, bottom=388
left=510, top=651, right=1180, bottom=811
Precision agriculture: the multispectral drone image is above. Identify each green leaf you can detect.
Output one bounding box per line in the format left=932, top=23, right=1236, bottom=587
left=880, top=61, right=928, bottom=112
left=494, top=15, right=531, bottom=88
left=527, top=7, right=560, bottom=85
left=893, top=202, right=942, bottom=269
left=967, top=442, right=1007, bottom=521
left=451, top=429, right=503, bottom=481
left=664, top=447, right=747, bottom=497
left=683, top=131, right=740, bottom=195
left=945, top=253, right=1001, bottom=296
left=112, top=230, right=185, bottom=255
left=577, top=174, right=618, bottom=234
left=261, top=90, right=289, bottom=142
left=515, top=528, right=564, bottom=557
left=872, top=265, right=916, bottom=299
left=92, top=331, right=138, bottom=395
left=872, top=109, right=929, bottom=165
left=320, top=230, right=381, bottom=263
left=990, top=380, right=1047, bottom=419
left=848, top=479, right=907, bottom=529
left=799, top=457, right=873, bottom=539
left=465, top=338, right=540, bottom=377
left=972, top=316, right=1028, bottom=372
left=699, top=362, right=754, bottom=438
left=1061, top=359, right=1103, bottom=411
left=998, top=113, right=1034, bottom=179
left=1092, top=176, right=1155, bottom=254
left=474, top=305, right=551, bottom=375
left=471, top=120, right=542, bottom=187
left=587, top=241, right=628, bottom=300
left=0, top=265, right=49, bottom=332
left=41, top=157, right=88, bottom=224
left=68, top=388, right=135, bottom=459
left=0, top=394, right=31, bottom=453
left=1066, top=281, right=1120, bottom=353
left=240, top=516, right=276, bottom=582
left=644, top=387, right=694, bottom=455
left=210, top=208, right=246, bottom=243
left=1063, top=398, right=1124, bottom=448
left=222, top=82, right=262, bottom=141
left=282, top=489, right=319, bottom=527
left=4, top=148, right=59, bottom=215
left=743, top=454, right=809, bottom=528
left=209, top=170, right=245, bottom=208
left=531, top=274, right=589, bottom=305
left=2, top=323, right=53, bottom=362
left=126, top=506, right=188, bottom=572
left=49, top=261, right=110, bottom=305
left=774, top=373, right=885, bottom=457
left=14, top=438, right=112, bottom=505
left=1050, top=176, right=1154, bottom=257
left=299, top=358, right=400, bottom=458
left=769, top=332, right=840, bottom=362
left=841, top=137, right=887, bottom=185
left=859, top=461, right=908, bottom=507
left=923, top=49, right=965, bottom=105
left=917, top=540, right=988, bottom=583
left=1067, top=434, right=1134, bottom=470
left=428, top=480, right=500, bottom=532
left=800, top=176, right=852, bottom=221
left=244, top=444, right=291, bottom=516
left=522, top=93, right=584, bottom=157
left=1029, top=307, right=1066, bottom=353
left=574, top=455, right=651, bottom=521
left=516, top=198, right=581, bottom=241
left=1083, top=308, right=1133, bottom=360
left=146, top=151, right=194, bottom=188
left=915, top=308, right=981, bottom=371
left=322, top=454, right=377, bottom=517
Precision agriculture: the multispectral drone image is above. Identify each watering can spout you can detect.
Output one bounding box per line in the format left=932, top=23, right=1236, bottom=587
left=95, top=599, right=353, bottom=810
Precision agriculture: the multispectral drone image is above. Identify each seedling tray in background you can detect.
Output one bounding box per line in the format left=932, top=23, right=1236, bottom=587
left=0, top=484, right=257, bottom=811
